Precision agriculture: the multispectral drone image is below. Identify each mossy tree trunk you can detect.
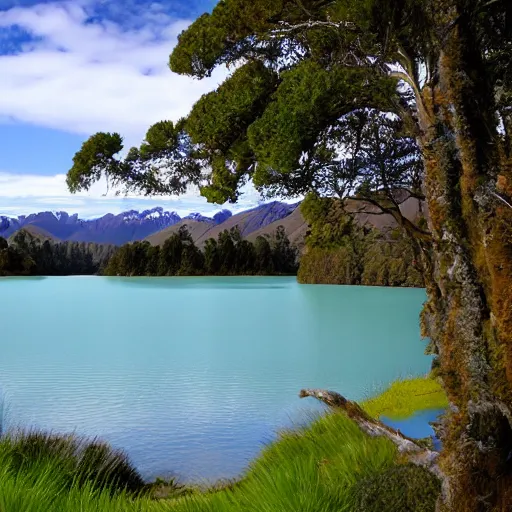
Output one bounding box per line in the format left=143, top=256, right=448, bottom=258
left=417, top=8, right=512, bottom=511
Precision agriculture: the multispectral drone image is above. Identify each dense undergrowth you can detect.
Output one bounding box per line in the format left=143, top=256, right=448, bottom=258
left=0, top=376, right=447, bottom=512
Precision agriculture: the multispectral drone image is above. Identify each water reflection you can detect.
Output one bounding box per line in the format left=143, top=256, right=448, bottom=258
left=381, top=408, right=445, bottom=449
left=105, top=276, right=291, bottom=290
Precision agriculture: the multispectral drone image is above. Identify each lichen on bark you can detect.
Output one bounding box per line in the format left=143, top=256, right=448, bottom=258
left=416, top=8, right=512, bottom=509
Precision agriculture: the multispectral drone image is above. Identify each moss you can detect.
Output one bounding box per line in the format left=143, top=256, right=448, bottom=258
left=362, top=376, right=448, bottom=420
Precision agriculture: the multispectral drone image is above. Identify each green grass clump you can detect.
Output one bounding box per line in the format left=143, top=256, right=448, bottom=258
left=0, top=430, right=146, bottom=496
left=159, top=412, right=398, bottom=512
left=362, top=375, right=449, bottom=420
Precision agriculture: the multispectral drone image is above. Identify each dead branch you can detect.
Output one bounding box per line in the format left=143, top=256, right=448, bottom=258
left=298, top=388, right=446, bottom=484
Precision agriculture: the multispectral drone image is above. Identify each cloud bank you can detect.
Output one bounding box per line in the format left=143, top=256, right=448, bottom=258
left=0, top=0, right=228, bottom=143
left=0, top=0, right=273, bottom=217
left=0, top=171, right=267, bottom=219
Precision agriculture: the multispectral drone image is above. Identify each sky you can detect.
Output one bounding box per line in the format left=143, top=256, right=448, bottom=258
left=0, top=0, right=267, bottom=219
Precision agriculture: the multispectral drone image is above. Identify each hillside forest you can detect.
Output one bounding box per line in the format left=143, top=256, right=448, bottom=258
left=0, top=230, right=115, bottom=276
left=0, top=223, right=298, bottom=278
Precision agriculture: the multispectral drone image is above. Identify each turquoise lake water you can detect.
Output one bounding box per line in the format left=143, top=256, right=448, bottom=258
left=0, top=276, right=434, bottom=483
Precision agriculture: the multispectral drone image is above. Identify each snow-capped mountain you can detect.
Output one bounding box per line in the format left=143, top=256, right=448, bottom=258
left=184, top=212, right=214, bottom=223
left=0, top=207, right=233, bottom=246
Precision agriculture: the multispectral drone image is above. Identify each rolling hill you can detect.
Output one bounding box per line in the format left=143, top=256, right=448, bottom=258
left=145, top=202, right=300, bottom=246
left=9, top=224, right=60, bottom=243
left=246, top=206, right=309, bottom=249
left=145, top=219, right=217, bottom=246
left=144, top=196, right=426, bottom=250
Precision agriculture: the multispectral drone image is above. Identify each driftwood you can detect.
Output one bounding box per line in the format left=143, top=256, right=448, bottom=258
left=299, top=388, right=450, bottom=507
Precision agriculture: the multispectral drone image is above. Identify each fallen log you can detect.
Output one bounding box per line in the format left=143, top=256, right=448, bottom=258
left=299, top=388, right=450, bottom=507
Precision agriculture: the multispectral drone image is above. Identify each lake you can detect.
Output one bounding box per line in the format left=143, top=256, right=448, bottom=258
left=0, top=276, right=433, bottom=483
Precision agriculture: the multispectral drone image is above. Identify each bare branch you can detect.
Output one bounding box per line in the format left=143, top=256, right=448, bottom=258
left=298, top=388, right=445, bottom=480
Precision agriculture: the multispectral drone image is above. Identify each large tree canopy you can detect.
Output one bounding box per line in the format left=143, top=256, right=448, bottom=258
left=67, top=0, right=512, bottom=509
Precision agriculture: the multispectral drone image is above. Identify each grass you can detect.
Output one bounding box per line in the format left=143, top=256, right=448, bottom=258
left=0, top=375, right=448, bottom=512
left=361, top=375, right=449, bottom=419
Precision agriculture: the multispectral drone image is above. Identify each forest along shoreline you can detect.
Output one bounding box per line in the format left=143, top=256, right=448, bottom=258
left=1, top=197, right=424, bottom=288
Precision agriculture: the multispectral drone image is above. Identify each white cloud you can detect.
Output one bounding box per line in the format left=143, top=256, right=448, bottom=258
left=0, top=171, right=268, bottom=218
left=0, top=0, right=228, bottom=147
left=0, top=1, right=272, bottom=217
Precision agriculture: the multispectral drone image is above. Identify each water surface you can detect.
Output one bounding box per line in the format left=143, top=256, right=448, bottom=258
left=0, top=276, right=432, bottom=482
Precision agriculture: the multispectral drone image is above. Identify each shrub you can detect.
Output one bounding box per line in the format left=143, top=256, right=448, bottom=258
left=349, top=463, right=441, bottom=512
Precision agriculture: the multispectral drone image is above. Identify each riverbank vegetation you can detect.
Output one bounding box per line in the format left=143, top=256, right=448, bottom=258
left=0, top=230, right=115, bottom=276
left=0, top=376, right=447, bottom=512
left=298, top=194, right=424, bottom=287
left=104, top=225, right=298, bottom=277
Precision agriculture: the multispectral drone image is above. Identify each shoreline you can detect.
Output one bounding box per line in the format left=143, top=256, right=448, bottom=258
left=0, top=375, right=448, bottom=510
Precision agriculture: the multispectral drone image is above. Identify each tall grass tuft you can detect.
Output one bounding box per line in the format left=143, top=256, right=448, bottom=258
left=0, top=430, right=146, bottom=496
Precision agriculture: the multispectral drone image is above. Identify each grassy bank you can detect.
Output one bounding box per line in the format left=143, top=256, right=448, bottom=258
left=0, top=376, right=448, bottom=512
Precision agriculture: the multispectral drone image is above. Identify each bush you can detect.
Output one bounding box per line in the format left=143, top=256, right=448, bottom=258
left=349, top=463, right=441, bottom=512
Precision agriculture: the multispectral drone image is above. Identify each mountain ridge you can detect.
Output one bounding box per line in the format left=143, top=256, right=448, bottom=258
left=0, top=203, right=296, bottom=246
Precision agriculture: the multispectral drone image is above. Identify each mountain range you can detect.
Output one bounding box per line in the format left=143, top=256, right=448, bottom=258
left=1, top=194, right=425, bottom=248
left=0, top=203, right=300, bottom=246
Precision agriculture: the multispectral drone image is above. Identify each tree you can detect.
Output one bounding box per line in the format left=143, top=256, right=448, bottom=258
left=270, top=225, right=298, bottom=274
left=203, top=238, right=221, bottom=274
left=158, top=233, right=183, bottom=276
left=66, top=1, right=512, bottom=508
left=145, top=245, right=160, bottom=276
left=234, top=239, right=256, bottom=274
left=217, top=229, right=237, bottom=274
left=253, top=235, right=273, bottom=274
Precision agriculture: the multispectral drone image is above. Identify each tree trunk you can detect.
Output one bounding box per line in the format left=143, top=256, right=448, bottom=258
left=418, top=7, right=512, bottom=511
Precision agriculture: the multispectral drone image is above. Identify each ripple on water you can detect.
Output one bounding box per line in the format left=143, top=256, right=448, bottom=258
left=0, top=276, right=432, bottom=482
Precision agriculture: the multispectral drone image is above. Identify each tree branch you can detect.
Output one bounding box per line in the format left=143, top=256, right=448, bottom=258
left=388, top=69, right=432, bottom=127
left=299, top=388, right=446, bottom=480
left=271, top=20, right=356, bottom=36
left=347, top=196, right=432, bottom=242
left=299, top=389, right=450, bottom=495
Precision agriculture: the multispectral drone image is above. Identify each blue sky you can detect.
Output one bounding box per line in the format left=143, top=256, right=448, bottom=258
left=0, top=0, right=266, bottom=219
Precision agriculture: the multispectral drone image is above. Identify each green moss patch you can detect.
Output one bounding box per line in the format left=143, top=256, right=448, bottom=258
left=362, top=375, right=449, bottom=420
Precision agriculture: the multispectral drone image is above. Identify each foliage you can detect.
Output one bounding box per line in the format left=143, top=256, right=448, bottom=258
left=350, top=463, right=441, bottom=512
left=297, top=194, right=424, bottom=287
left=0, top=431, right=145, bottom=496
left=0, top=231, right=115, bottom=277
left=65, top=0, right=425, bottom=233
left=104, top=225, right=298, bottom=277
left=66, top=132, right=124, bottom=194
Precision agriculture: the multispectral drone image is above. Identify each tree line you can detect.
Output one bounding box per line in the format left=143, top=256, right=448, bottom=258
left=104, top=224, right=298, bottom=277
left=0, top=231, right=115, bottom=276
